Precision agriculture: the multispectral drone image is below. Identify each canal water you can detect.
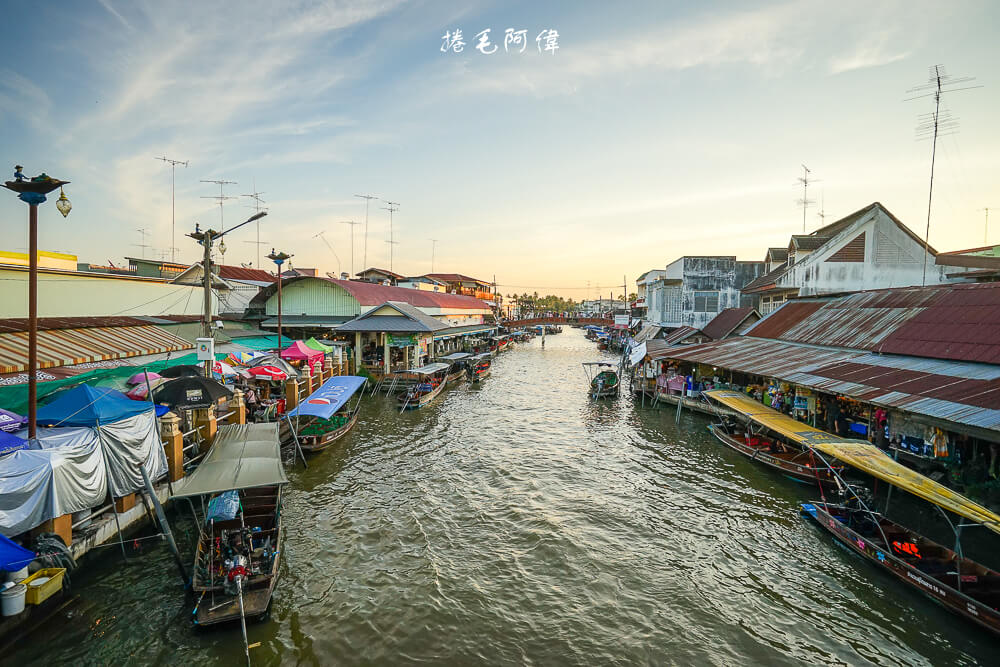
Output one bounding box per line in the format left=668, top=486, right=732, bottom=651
left=5, top=329, right=999, bottom=665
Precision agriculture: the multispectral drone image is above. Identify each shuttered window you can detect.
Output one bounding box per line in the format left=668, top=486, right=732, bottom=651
left=693, top=291, right=719, bottom=313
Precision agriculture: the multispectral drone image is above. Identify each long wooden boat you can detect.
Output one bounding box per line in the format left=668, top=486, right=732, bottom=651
left=439, top=352, right=473, bottom=385
left=802, top=501, right=1000, bottom=634
left=295, top=412, right=358, bottom=452
left=707, top=423, right=843, bottom=486
left=192, top=485, right=282, bottom=626
left=470, top=353, right=491, bottom=382
left=397, top=362, right=450, bottom=410
left=583, top=362, right=619, bottom=398
left=283, top=375, right=366, bottom=453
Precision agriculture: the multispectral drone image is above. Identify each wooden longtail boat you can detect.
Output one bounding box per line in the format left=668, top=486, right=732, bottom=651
left=469, top=353, right=491, bottom=382
left=702, top=389, right=846, bottom=486
left=583, top=362, right=620, bottom=398
left=439, top=352, right=473, bottom=384
left=284, top=375, right=366, bottom=453
left=799, top=439, right=1000, bottom=636
left=397, top=362, right=450, bottom=410
left=172, top=423, right=290, bottom=658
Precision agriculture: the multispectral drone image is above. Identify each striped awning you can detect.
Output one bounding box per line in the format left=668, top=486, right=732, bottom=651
left=0, top=325, right=193, bottom=373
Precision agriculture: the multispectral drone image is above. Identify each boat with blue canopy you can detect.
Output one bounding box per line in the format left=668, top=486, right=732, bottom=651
left=284, top=376, right=366, bottom=453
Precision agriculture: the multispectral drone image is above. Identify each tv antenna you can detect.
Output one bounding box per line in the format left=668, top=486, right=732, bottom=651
left=817, top=191, right=827, bottom=225
left=133, top=228, right=151, bottom=258
left=313, top=231, right=342, bottom=276
left=382, top=200, right=400, bottom=272
left=154, top=156, right=188, bottom=263
left=981, top=207, right=993, bottom=245
left=354, top=193, right=378, bottom=271
left=241, top=180, right=268, bottom=267
left=429, top=238, right=439, bottom=274
left=795, top=165, right=818, bottom=232
left=339, top=220, right=361, bottom=277
left=905, top=64, right=981, bottom=285
left=200, top=178, right=238, bottom=256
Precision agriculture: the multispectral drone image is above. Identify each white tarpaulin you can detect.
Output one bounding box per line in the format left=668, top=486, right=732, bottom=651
left=173, top=423, right=288, bottom=498
left=0, top=411, right=168, bottom=537
left=0, top=428, right=107, bottom=537
left=628, top=342, right=647, bottom=368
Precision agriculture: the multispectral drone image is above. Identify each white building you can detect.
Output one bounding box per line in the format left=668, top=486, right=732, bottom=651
left=645, top=257, right=764, bottom=330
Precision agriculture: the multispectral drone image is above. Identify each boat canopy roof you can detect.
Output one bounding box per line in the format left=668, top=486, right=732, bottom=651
left=286, top=376, right=366, bottom=420
left=439, top=352, right=472, bottom=361
left=406, top=362, right=450, bottom=375
left=172, top=423, right=289, bottom=498
left=704, top=390, right=1000, bottom=534
left=471, top=353, right=491, bottom=361
left=581, top=362, right=616, bottom=367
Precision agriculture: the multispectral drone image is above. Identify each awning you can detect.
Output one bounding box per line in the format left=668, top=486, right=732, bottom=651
left=432, top=325, right=496, bottom=340
left=0, top=325, right=192, bottom=373
left=304, top=337, right=333, bottom=353
left=172, top=423, right=289, bottom=497
left=287, top=376, right=366, bottom=419
left=704, top=390, right=849, bottom=445
left=260, top=315, right=353, bottom=329
left=232, top=335, right=294, bottom=351
left=439, top=352, right=472, bottom=361
left=628, top=342, right=647, bottom=367
left=633, top=324, right=661, bottom=343
left=405, top=362, right=450, bottom=375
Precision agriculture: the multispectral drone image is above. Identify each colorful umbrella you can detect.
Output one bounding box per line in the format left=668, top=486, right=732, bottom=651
left=125, top=377, right=168, bottom=400
left=248, top=365, right=289, bottom=381
left=126, top=371, right=162, bottom=386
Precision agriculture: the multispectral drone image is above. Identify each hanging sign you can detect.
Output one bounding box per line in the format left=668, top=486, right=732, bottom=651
left=388, top=334, right=417, bottom=347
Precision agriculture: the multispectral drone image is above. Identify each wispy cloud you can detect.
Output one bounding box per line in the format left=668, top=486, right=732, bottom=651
left=829, top=30, right=910, bottom=74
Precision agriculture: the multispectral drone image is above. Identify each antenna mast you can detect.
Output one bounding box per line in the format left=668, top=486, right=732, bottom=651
left=241, top=180, right=268, bottom=267
left=200, top=179, right=238, bottom=258
left=154, top=156, right=188, bottom=263
left=906, top=64, right=980, bottom=285
left=339, top=220, right=361, bottom=277
left=980, top=207, right=993, bottom=245
left=382, top=200, right=400, bottom=272
left=429, top=238, right=439, bottom=273
left=354, top=193, right=378, bottom=273
left=796, top=165, right=816, bottom=232
left=133, top=228, right=151, bottom=258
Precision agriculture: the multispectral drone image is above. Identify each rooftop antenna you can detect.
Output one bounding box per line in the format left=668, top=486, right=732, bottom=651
left=817, top=190, right=827, bottom=225
left=354, top=193, right=378, bottom=272
left=154, top=156, right=188, bottom=264
left=795, top=165, right=817, bottom=232
left=429, top=238, right=439, bottom=273
left=313, top=231, right=342, bottom=276
left=338, top=221, right=361, bottom=277
left=979, top=207, right=993, bottom=246
left=200, top=178, right=238, bottom=258
left=381, top=200, right=400, bottom=272
left=241, top=179, right=268, bottom=268
left=906, top=64, right=981, bottom=285
left=133, top=228, right=151, bottom=258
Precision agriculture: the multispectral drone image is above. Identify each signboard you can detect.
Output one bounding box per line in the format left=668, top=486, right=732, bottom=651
left=614, top=314, right=630, bottom=328
left=196, top=337, right=215, bottom=361
left=388, top=334, right=417, bottom=347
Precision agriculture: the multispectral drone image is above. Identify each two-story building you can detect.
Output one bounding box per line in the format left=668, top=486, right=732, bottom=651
left=645, top=257, right=764, bottom=330
left=742, top=202, right=954, bottom=314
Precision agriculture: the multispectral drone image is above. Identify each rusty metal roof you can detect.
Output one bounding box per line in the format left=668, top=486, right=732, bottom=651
left=743, top=301, right=826, bottom=338
left=741, top=262, right=790, bottom=293
left=218, top=265, right=275, bottom=283
left=701, top=308, right=757, bottom=340
left=0, top=325, right=192, bottom=373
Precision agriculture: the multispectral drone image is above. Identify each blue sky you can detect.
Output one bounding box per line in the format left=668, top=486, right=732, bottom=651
left=1, top=0, right=998, bottom=299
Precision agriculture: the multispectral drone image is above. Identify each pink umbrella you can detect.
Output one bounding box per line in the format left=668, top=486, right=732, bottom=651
left=126, top=377, right=167, bottom=399
left=126, top=371, right=162, bottom=386
left=248, top=365, right=288, bottom=381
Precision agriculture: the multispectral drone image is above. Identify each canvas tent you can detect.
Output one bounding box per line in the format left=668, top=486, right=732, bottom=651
left=173, top=423, right=288, bottom=498
left=0, top=385, right=168, bottom=537
left=280, top=341, right=324, bottom=372
left=304, top=337, right=333, bottom=353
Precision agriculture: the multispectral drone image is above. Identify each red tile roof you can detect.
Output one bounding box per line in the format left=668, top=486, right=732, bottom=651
left=328, top=279, right=490, bottom=310
left=701, top=308, right=757, bottom=340
left=218, top=265, right=276, bottom=283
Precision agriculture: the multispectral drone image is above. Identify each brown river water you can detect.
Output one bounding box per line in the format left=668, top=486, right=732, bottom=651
left=4, top=328, right=999, bottom=665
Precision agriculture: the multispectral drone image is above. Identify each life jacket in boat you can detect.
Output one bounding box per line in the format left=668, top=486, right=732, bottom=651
left=892, top=541, right=922, bottom=559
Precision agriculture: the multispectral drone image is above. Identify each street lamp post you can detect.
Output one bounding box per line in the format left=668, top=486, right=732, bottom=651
left=189, top=212, right=268, bottom=375
left=3, top=167, right=70, bottom=438
left=267, top=249, right=292, bottom=348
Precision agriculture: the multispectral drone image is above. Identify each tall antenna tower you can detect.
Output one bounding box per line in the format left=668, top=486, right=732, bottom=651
left=241, top=180, right=268, bottom=267
left=154, top=156, right=188, bottom=263
left=906, top=64, right=980, bottom=285
left=796, top=165, right=816, bottom=232
left=981, top=207, right=993, bottom=245
left=133, top=228, right=151, bottom=258
left=381, top=200, right=400, bottom=272
left=354, top=193, right=378, bottom=272
left=429, top=238, right=439, bottom=273
left=339, top=220, right=361, bottom=276
left=200, top=178, right=238, bottom=257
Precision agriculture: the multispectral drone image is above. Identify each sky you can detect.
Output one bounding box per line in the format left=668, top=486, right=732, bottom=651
left=1, top=0, right=999, bottom=300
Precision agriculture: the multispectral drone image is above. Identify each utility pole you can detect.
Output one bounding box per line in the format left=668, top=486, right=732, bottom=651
left=201, top=179, right=238, bottom=258
left=796, top=165, right=816, bottom=233
left=906, top=64, right=980, bottom=285
left=354, top=193, right=378, bottom=273
left=155, top=156, right=188, bottom=264
left=980, top=207, right=993, bottom=245
left=382, top=200, right=400, bottom=271
left=339, top=221, right=361, bottom=277
left=267, top=249, right=292, bottom=347
left=133, top=228, right=151, bottom=258
left=241, top=181, right=267, bottom=267
left=429, top=238, right=439, bottom=273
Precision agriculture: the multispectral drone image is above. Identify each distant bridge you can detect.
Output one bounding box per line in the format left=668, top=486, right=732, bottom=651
left=502, top=316, right=613, bottom=327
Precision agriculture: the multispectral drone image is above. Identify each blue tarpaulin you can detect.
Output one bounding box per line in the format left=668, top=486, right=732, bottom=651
left=287, top=376, right=366, bottom=420
left=36, top=385, right=154, bottom=426
left=0, top=533, right=34, bottom=571
left=0, top=431, right=28, bottom=456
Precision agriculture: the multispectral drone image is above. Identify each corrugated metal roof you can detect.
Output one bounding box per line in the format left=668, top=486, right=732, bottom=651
left=337, top=301, right=451, bottom=333
left=661, top=326, right=702, bottom=345
left=743, top=301, right=826, bottom=338
left=218, top=265, right=275, bottom=283
left=741, top=262, right=789, bottom=292
left=0, top=316, right=153, bottom=333
left=331, top=279, right=489, bottom=309
left=791, top=235, right=830, bottom=250
left=701, top=308, right=757, bottom=340
left=0, top=325, right=192, bottom=373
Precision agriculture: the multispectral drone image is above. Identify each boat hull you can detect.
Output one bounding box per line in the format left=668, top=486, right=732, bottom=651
left=398, top=380, right=446, bottom=409
left=708, top=424, right=842, bottom=486
left=801, top=501, right=1000, bottom=636
left=298, top=412, right=358, bottom=453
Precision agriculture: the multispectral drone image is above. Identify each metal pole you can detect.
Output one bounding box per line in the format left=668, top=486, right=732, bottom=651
left=171, top=163, right=176, bottom=264
left=139, top=464, right=189, bottom=586
left=28, top=203, right=38, bottom=438
left=277, top=276, right=283, bottom=348
left=203, top=232, right=214, bottom=376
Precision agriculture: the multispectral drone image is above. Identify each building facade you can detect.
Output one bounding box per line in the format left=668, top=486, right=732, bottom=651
left=646, top=257, right=764, bottom=330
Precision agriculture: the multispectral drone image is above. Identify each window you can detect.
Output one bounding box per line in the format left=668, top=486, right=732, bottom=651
left=693, top=291, right=719, bottom=313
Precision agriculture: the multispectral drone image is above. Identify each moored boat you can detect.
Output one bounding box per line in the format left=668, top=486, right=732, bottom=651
left=703, top=389, right=845, bottom=486
left=397, top=362, right=450, bottom=410
left=469, top=353, right=491, bottom=382
left=284, top=375, right=366, bottom=453
left=439, top=352, right=473, bottom=384
left=582, top=362, right=620, bottom=398
left=800, top=439, right=1000, bottom=636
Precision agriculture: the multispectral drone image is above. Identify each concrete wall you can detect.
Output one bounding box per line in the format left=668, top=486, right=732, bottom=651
left=0, top=266, right=210, bottom=318
left=651, top=258, right=764, bottom=329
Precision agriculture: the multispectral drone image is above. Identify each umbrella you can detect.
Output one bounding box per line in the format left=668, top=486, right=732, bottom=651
left=152, top=376, right=233, bottom=409
left=125, top=377, right=168, bottom=400
left=126, top=371, right=162, bottom=386
left=247, top=354, right=298, bottom=378
left=0, top=408, right=27, bottom=433
left=212, top=361, right=238, bottom=376
left=0, top=430, right=28, bottom=456
left=160, top=364, right=205, bottom=378
left=247, top=366, right=289, bottom=381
